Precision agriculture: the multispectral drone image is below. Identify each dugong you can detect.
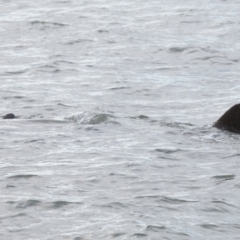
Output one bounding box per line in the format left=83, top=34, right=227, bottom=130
left=2, top=113, right=16, bottom=119
left=213, top=104, right=240, bottom=133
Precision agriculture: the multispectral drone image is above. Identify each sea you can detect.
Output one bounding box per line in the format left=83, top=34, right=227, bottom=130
left=1, top=0, right=240, bottom=239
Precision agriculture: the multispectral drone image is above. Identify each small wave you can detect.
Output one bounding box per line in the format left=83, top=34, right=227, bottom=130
left=1, top=69, right=29, bottom=76
left=30, top=20, right=68, bottom=30
left=63, top=39, right=93, bottom=45
left=28, top=119, right=68, bottom=124
left=156, top=67, right=176, bottom=71
left=135, top=195, right=197, bottom=204
left=155, top=148, right=182, bottom=154
left=181, top=20, right=202, bottom=24
left=0, top=213, right=27, bottom=220
left=28, top=114, right=44, bottom=119
left=145, top=225, right=166, bottom=232
left=101, top=202, right=129, bottom=210
left=130, top=115, right=149, bottom=120
left=67, top=112, right=117, bottom=125
left=15, top=200, right=41, bottom=209
left=108, top=86, right=130, bottom=90
left=53, top=60, right=76, bottom=65
left=8, top=199, right=82, bottom=210
left=163, top=121, right=195, bottom=129
left=203, top=126, right=240, bottom=146
left=36, top=64, right=60, bottom=73
left=58, top=103, right=73, bottom=107
left=223, top=153, right=240, bottom=159
left=161, top=196, right=197, bottom=204
left=24, top=139, right=45, bottom=143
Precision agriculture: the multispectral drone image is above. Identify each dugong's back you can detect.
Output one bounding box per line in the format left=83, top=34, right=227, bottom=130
left=2, top=113, right=16, bottom=119
left=214, top=104, right=240, bottom=133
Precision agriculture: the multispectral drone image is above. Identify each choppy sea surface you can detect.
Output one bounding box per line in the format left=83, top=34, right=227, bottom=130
left=1, top=1, right=240, bottom=239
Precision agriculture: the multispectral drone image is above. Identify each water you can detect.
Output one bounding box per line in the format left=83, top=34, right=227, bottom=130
left=1, top=0, right=240, bottom=239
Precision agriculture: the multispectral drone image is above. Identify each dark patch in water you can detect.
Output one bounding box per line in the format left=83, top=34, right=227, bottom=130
left=168, top=47, right=187, bottom=53
left=212, top=174, right=235, bottom=181
left=130, top=115, right=149, bottom=120
left=98, top=29, right=109, bottom=33
left=111, top=232, right=126, bottom=238
left=25, top=139, right=45, bottom=143
left=200, top=224, right=218, bottom=229
left=63, top=39, right=93, bottom=45
left=13, top=96, right=25, bottom=99
left=30, top=20, right=68, bottom=29
left=155, top=148, right=181, bottom=154
left=2, top=69, right=28, bottom=76
left=51, top=201, right=70, bottom=209
left=6, top=184, right=15, bottom=188
left=8, top=174, right=38, bottom=179
left=132, top=233, right=148, bottom=237
left=109, top=86, right=130, bottom=90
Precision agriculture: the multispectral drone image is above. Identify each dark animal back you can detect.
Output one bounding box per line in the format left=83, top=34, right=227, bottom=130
left=213, top=104, right=240, bottom=133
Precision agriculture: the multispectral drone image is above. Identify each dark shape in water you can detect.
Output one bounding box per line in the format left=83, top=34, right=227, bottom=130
left=2, top=113, right=16, bottom=119
left=213, top=104, right=240, bottom=133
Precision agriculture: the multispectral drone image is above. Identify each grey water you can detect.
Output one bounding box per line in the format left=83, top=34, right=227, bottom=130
left=1, top=0, right=240, bottom=239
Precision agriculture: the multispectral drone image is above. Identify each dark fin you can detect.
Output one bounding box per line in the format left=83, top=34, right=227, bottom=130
left=2, top=113, right=16, bottom=119
left=213, top=104, right=240, bottom=133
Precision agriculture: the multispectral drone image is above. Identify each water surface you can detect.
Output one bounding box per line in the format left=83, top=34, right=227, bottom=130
left=1, top=1, right=240, bottom=239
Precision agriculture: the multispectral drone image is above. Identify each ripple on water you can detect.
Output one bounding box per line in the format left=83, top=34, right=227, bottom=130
left=63, top=39, right=93, bottom=45
left=6, top=199, right=83, bottom=211
left=29, top=20, right=68, bottom=30
left=145, top=225, right=166, bottom=232
left=155, top=148, right=183, bottom=154
left=15, top=200, right=42, bottom=209
left=154, top=148, right=183, bottom=161
left=200, top=198, right=240, bottom=217
left=134, top=195, right=198, bottom=206
left=1, top=69, right=29, bottom=76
